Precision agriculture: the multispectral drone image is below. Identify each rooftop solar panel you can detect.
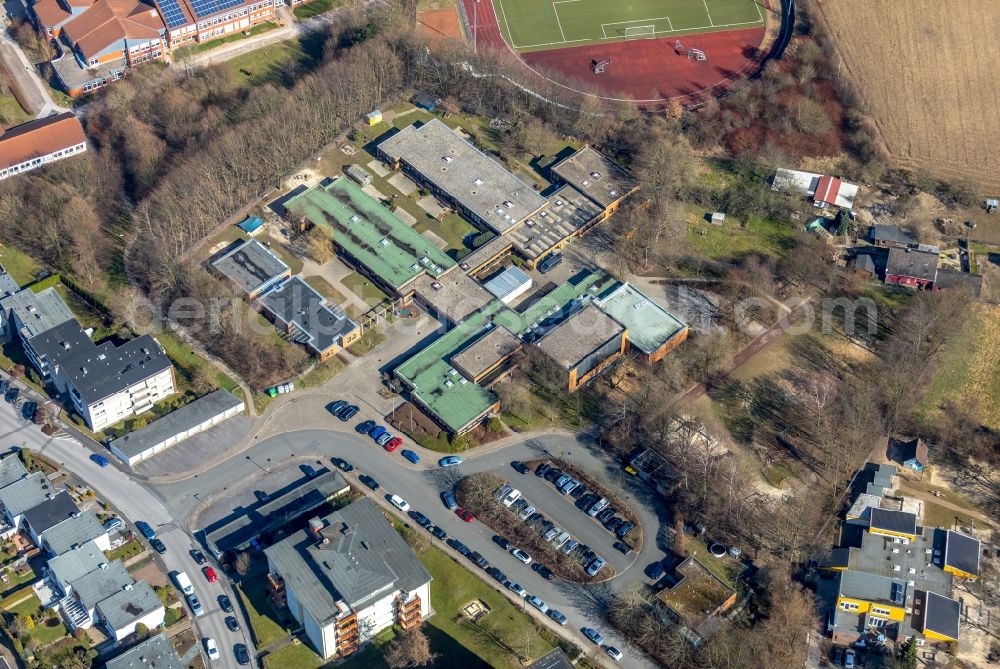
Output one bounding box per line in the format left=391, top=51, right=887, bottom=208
left=189, top=0, right=246, bottom=18
left=156, top=0, right=189, bottom=27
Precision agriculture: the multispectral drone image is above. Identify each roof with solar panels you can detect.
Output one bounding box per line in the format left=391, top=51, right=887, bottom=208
left=154, top=0, right=253, bottom=29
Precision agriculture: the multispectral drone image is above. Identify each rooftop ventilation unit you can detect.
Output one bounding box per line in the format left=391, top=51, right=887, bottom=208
left=350, top=215, right=360, bottom=223
left=474, top=179, right=483, bottom=186
left=379, top=238, right=390, bottom=247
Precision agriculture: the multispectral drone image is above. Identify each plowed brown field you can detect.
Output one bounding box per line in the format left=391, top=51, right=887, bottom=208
left=817, top=0, right=1000, bottom=191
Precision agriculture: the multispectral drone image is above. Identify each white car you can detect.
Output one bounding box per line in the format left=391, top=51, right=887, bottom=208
left=389, top=495, right=410, bottom=512
left=511, top=548, right=532, bottom=565
left=606, top=646, right=623, bottom=662
left=204, top=638, right=219, bottom=661
left=526, top=595, right=548, bottom=614
left=507, top=582, right=528, bottom=598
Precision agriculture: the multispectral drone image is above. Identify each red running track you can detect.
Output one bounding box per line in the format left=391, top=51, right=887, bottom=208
left=463, top=0, right=769, bottom=105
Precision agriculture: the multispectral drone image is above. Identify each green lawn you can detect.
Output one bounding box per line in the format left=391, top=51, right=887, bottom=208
left=298, top=356, right=345, bottom=388
left=292, top=0, right=343, bottom=19
left=226, top=39, right=306, bottom=87
left=341, top=271, right=389, bottom=308
left=105, top=539, right=144, bottom=562
left=492, top=0, right=764, bottom=51
left=0, top=93, right=32, bottom=127
left=175, top=22, right=279, bottom=58
left=347, top=327, right=386, bottom=356
left=264, top=628, right=395, bottom=669
left=236, top=575, right=295, bottom=650
left=8, top=594, right=67, bottom=647
left=155, top=329, right=241, bottom=394
left=0, top=244, right=42, bottom=284
left=414, top=213, right=478, bottom=257
left=686, top=211, right=798, bottom=261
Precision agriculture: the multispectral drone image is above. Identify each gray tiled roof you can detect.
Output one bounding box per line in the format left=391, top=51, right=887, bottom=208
left=46, top=539, right=106, bottom=589
left=886, top=247, right=938, bottom=281
left=96, top=580, right=162, bottom=631
left=264, top=498, right=431, bottom=623
left=40, top=510, right=105, bottom=555
left=0, top=454, right=28, bottom=489
left=74, top=560, right=132, bottom=610
left=0, top=471, right=57, bottom=517
left=106, top=633, right=183, bottom=669
left=871, top=224, right=917, bottom=245
left=22, top=491, right=79, bottom=535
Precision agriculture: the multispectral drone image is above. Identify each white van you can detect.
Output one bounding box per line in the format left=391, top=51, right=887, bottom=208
left=172, top=571, right=194, bottom=596
left=502, top=488, right=522, bottom=507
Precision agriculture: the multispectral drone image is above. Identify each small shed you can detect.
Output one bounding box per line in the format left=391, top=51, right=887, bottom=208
left=887, top=437, right=928, bottom=475
left=236, top=216, right=264, bottom=236
left=366, top=110, right=382, bottom=126
left=413, top=93, right=437, bottom=111
left=710, top=212, right=725, bottom=226
left=345, top=163, right=372, bottom=186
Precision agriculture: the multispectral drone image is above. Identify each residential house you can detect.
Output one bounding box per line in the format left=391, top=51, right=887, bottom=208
left=884, top=247, right=939, bottom=289
left=772, top=168, right=859, bottom=210
left=264, top=498, right=432, bottom=659
left=870, top=224, right=918, bottom=249
left=0, top=113, right=87, bottom=179
left=0, top=471, right=59, bottom=529
left=95, top=580, right=164, bottom=641
left=258, top=277, right=360, bottom=360
left=890, top=437, right=928, bottom=474
left=38, top=509, right=110, bottom=555
left=0, top=453, right=29, bottom=490
left=933, top=268, right=982, bottom=296
left=22, top=490, right=79, bottom=546
left=46, top=539, right=107, bottom=595
left=106, top=633, right=184, bottom=669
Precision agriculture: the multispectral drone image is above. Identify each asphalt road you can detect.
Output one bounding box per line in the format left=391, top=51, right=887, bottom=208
left=0, top=384, right=248, bottom=669
left=157, top=429, right=667, bottom=669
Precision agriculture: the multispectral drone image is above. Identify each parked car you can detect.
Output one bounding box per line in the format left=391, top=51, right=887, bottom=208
left=401, top=449, right=420, bottom=464
left=369, top=425, right=387, bottom=442
left=493, top=535, right=513, bottom=551
left=559, top=478, right=580, bottom=495
left=331, top=457, right=353, bottom=472
left=616, top=522, right=636, bottom=538
left=219, top=595, right=233, bottom=613
left=560, top=540, right=579, bottom=555
left=587, top=498, right=610, bottom=517
left=327, top=400, right=349, bottom=416
left=441, top=490, right=458, bottom=510
left=832, top=648, right=844, bottom=667
left=204, top=638, right=219, bottom=661
left=389, top=495, right=410, bottom=511
left=187, top=594, right=204, bottom=617
left=385, top=436, right=403, bottom=451
left=844, top=649, right=856, bottom=669
left=646, top=561, right=666, bottom=580
left=359, top=474, right=379, bottom=490
left=5, top=387, right=19, bottom=403
left=225, top=616, right=240, bottom=632
left=486, top=566, right=507, bottom=583
left=604, top=517, right=624, bottom=533
left=547, top=609, right=568, bottom=625
left=103, top=517, right=123, bottom=532
left=0, top=380, right=8, bottom=395
left=511, top=549, right=532, bottom=564
left=507, top=581, right=527, bottom=598
left=526, top=596, right=548, bottom=613
left=553, top=474, right=571, bottom=489
left=596, top=508, right=616, bottom=523
left=542, top=527, right=561, bottom=542
left=439, top=455, right=462, bottom=468
left=606, top=646, right=623, bottom=662
left=150, top=538, right=167, bottom=554
left=538, top=252, right=563, bottom=274
left=551, top=532, right=570, bottom=550
left=582, top=627, right=604, bottom=645
left=429, top=526, right=447, bottom=540
left=377, top=432, right=395, bottom=448
left=356, top=420, right=376, bottom=434
left=21, top=401, right=36, bottom=421
left=337, top=404, right=359, bottom=421
left=517, top=504, right=536, bottom=521
left=446, top=538, right=470, bottom=556
left=569, top=485, right=588, bottom=500
left=190, top=549, right=206, bottom=565
left=468, top=552, right=488, bottom=569
left=90, top=453, right=109, bottom=468
left=408, top=511, right=432, bottom=528
left=586, top=556, right=606, bottom=577
left=613, top=541, right=633, bottom=555
left=203, top=566, right=218, bottom=583
left=532, top=563, right=555, bottom=581
left=234, top=643, right=251, bottom=666
left=301, top=464, right=318, bottom=478
left=511, top=461, right=530, bottom=474
left=535, top=462, right=551, bottom=477
left=456, top=508, right=474, bottom=522
left=136, top=521, right=156, bottom=540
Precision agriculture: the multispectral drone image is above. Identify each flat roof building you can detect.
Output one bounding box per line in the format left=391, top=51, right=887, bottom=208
left=47, top=539, right=107, bottom=595
left=868, top=508, right=917, bottom=541
left=109, top=389, right=245, bottom=466
left=411, top=269, right=496, bottom=326
left=259, top=277, right=359, bottom=360
left=535, top=304, right=625, bottom=392
left=211, top=238, right=291, bottom=299
left=285, top=177, right=454, bottom=296
left=450, top=324, right=521, bottom=384
left=95, top=579, right=163, bottom=641
left=549, top=146, right=639, bottom=212
left=106, top=633, right=184, bottom=669
left=914, top=591, right=961, bottom=642
left=0, top=286, right=75, bottom=341
left=483, top=266, right=532, bottom=305
left=506, top=185, right=604, bottom=263
left=459, top=235, right=513, bottom=278
left=597, top=282, right=689, bottom=362
left=40, top=510, right=109, bottom=555
left=942, top=530, right=980, bottom=580
left=378, top=120, right=547, bottom=235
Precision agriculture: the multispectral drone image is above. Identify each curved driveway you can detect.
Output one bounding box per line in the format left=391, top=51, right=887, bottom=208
left=153, top=429, right=668, bottom=668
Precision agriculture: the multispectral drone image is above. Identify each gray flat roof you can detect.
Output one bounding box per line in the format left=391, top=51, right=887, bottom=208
left=31, top=320, right=174, bottom=405
left=483, top=266, right=532, bottom=302
left=507, top=184, right=603, bottom=260
left=872, top=224, right=918, bottom=245
left=0, top=286, right=74, bottom=338
left=869, top=508, right=917, bottom=536
left=550, top=146, right=638, bottom=209
left=411, top=269, right=495, bottom=325
left=922, top=591, right=960, bottom=640
left=47, top=539, right=106, bottom=588
left=535, top=303, right=623, bottom=370
left=211, top=239, right=289, bottom=295
left=264, top=498, right=431, bottom=622
left=0, top=471, right=57, bottom=516
left=841, top=526, right=952, bottom=597
left=0, top=268, right=19, bottom=298
left=450, top=324, right=521, bottom=380
left=944, top=530, right=980, bottom=577
left=41, top=510, right=106, bottom=555
left=22, top=490, right=78, bottom=535
left=596, top=282, right=687, bottom=355
left=74, top=560, right=133, bottom=610
left=259, top=277, right=357, bottom=355
left=109, top=390, right=244, bottom=462
left=378, top=120, right=547, bottom=234
left=838, top=570, right=905, bottom=608
left=96, top=580, right=161, bottom=631
left=0, top=454, right=28, bottom=489
left=459, top=235, right=512, bottom=274
left=106, top=633, right=184, bottom=669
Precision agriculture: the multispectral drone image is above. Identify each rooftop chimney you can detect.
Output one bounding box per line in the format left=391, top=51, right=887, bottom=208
left=308, top=517, right=324, bottom=541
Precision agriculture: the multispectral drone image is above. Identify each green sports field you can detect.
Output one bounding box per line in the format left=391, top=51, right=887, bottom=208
left=492, top=0, right=765, bottom=51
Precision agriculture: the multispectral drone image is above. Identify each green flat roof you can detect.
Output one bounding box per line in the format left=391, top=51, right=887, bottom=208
left=596, top=282, right=687, bottom=355
left=495, top=270, right=619, bottom=335
left=285, top=178, right=454, bottom=291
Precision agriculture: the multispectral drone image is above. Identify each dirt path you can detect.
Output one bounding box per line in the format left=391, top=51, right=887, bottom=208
left=898, top=485, right=999, bottom=530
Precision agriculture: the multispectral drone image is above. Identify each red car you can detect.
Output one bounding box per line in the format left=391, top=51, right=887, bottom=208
left=203, top=566, right=218, bottom=583
left=383, top=437, right=403, bottom=452
left=456, top=508, right=474, bottom=523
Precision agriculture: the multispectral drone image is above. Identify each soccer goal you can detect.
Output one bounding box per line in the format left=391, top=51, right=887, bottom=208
left=623, top=24, right=657, bottom=39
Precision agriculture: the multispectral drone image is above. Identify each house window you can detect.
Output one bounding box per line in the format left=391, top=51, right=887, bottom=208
left=840, top=601, right=860, bottom=611
left=89, top=57, right=98, bottom=66
left=870, top=607, right=891, bottom=617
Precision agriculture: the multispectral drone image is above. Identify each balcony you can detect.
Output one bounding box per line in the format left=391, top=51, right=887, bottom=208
left=267, top=572, right=286, bottom=609
left=396, top=594, right=422, bottom=630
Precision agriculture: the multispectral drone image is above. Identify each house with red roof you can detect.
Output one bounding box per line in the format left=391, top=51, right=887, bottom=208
left=0, top=112, right=87, bottom=180
left=772, top=168, right=860, bottom=210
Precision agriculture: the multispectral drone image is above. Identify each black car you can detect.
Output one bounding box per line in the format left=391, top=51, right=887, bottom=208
left=486, top=566, right=503, bottom=581
left=616, top=522, right=636, bottom=538
left=356, top=420, right=376, bottom=434
left=337, top=404, right=360, bottom=421
left=331, top=457, right=354, bottom=473
left=511, top=461, right=530, bottom=474
left=531, top=563, right=555, bottom=581
left=225, top=616, right=240, bottom=632
left=535, top=462, right=551, bottom=477
left=5, top=387, right=19, bottom=403
left=543, top=468, right=562, bottom=483
left=538, top=252, right=563, bottom=274
left=219, top=595, right=233, bottom=613
left=21, top=401, right=37, bottom=421
left=569, top=485, right=588, bottom=500
left=190, top=549, right=207, bottom=565
left=604, top=517, right=624, bottom=533
left=613, top=541, right=633, bottom=555
left=358, top=474, right=379, bottom=490
left=447, top=538, right=470, bottom=556
left=577, top=494, right=599, bottom=511
left=255, top=490, right=270, bottom=504
left=149, top=538, right=167, bottom=554
left=327, top=400, right=349, bottom=416
left=492, top=535, right=513, bottom=551
left=469, top=552, right=489, bottom=569
left=409, top=511, right=432, bottom=528
left=596, top=507, right=616, bottom=523
left=429, top=526, right=447, bottom=541
left=234, top=643, right=251, bottom=666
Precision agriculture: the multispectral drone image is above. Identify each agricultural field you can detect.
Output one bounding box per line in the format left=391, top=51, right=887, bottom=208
left=817, top=0, right=1000, bottom=190
left=492, top=0, right=764, bottom=51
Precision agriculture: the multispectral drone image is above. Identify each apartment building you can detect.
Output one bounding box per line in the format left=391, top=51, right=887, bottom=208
left=265, top=499, right=432, bottom=659
left=0, top=113, right=87, bottom=179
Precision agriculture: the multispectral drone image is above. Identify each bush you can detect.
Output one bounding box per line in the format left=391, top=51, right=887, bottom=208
left=486, top=417, right=504, bottom=434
